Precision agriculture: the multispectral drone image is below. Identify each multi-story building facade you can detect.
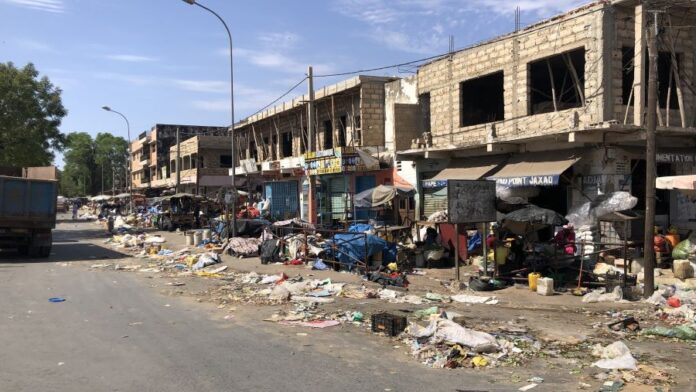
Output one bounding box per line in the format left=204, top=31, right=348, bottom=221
left=130, top=124, right=228, bottom=193
left=396, top=0, right=696, bottom=232
left=232, top=75, right=400, bottom=223
left=167, top=135, right=235, bottom=197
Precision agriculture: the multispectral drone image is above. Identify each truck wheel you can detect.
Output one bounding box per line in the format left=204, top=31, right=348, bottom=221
left=39, top=246, right=52, bottom=258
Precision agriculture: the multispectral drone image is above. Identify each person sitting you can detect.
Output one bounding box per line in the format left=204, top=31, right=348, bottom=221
left=553, top=224, right=576, bottom=256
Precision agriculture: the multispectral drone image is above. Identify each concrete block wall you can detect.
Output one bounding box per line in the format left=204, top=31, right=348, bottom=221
left=360, top=80, right=387, bottom=147
left=235, top=79, right=391, bottom=162
left=385, top=76, right=419, bottom=151
left=611, top=6, right=696, bottom=127
left=417, top=2, right=608, bottom=149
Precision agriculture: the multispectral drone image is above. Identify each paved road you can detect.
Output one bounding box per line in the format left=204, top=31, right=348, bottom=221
left=0, top=219, right=507, bottom=392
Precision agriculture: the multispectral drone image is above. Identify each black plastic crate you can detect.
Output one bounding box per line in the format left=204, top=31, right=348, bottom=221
left=371, top=313, right=407, bottom=336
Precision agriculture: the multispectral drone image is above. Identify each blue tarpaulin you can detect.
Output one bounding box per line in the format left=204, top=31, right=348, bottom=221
left=324, top=233, right=396, bottom=269
left=348, top=223, right=373, bottom=233
left=467, top=231, right=482, bottom=252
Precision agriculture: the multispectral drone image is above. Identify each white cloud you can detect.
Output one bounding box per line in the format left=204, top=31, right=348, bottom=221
left=173, top=80, right=228, bottom=94
left=3, top=0, right=64, bottom=13
left=257, top=32, right=301, bottom=48
left=468, top=0, right=588, bottom=17
left=191, top=99, right=230, bottom=112
left=105, top=54, right=158, bottom=63
left=233, top=47, right=336, bottom=75
left=332, top=0, right=588, bottom=53
left=92, top=72, right=155, bottom=86
left=14, top=38, right=58, bottom=53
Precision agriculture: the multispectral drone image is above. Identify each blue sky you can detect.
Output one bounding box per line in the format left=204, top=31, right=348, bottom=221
left=1, top=0, right=587, bottom=167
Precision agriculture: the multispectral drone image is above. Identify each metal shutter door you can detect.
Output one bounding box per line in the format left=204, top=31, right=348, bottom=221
left=422, top=186, right=447, bottom=219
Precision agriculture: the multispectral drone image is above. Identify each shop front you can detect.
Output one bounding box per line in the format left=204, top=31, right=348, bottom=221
left=304, top=147, right=383, bottom=226
left=489, top=149, right=583, bottom=215
left=421, top=156, right=503, bottom=219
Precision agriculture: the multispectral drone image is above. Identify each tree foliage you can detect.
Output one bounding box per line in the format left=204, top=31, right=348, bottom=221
left=59, top=132, right=129, bottom=197
left=0, top=62, right=67, bottom=166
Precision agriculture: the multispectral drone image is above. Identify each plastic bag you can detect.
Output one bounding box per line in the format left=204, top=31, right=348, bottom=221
left=434, top=319, right=499, bottom=352
left=644, top=291, right=666, bottom=306
left=582, top=286, right=623, bottom=303
left=192, top=252, right=220, bottom=271
left=566, top=192, right=638, bottom=228
left=672, top=233, right=696, bottom=259
left=408, top=320, right=438, bottom=338
left=591, top=341, right=637, bottom=370
left=643, top=325, right=696, bottom=340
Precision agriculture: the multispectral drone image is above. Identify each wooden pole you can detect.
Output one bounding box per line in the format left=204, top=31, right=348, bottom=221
left=643, top=24, right=658, bottom=298
left=454, top=223, right=460, bottom=281
left=546, top=60, right=558, bottom=112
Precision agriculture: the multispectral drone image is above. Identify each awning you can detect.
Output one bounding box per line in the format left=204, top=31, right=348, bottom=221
left=354, top=185, right=415, bottom=208
left=656, top=175, right=696, bottom=197
left=490, top=150, right=582, bottom=187
left=422, top=156, right=504, bottom=189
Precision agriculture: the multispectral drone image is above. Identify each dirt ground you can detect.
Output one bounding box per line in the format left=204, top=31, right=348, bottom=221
left=86, top=221, right=696, bottom=391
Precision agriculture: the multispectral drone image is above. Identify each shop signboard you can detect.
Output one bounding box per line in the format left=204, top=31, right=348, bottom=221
left=495, top=175, right=559, bottom=187
left=422, top=179, right=447, bottom=189
left=656, top=152, right=696, bottom=164
left=304, top=150, right=366, bottom=175
left=447, top=180, right=496, bottom=223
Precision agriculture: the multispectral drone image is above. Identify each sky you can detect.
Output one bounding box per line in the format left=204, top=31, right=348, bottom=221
left=1, top=0, right=588, bottom=168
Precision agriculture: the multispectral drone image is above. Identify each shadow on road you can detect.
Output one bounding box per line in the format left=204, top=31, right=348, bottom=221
left=0, top=242, right=130, bottom=264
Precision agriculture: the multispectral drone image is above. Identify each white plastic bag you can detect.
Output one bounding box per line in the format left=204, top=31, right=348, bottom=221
left=582, top=286, right=623, bottom=303
left=591, top=341, right=637, bottom=370
left=434, top=319, right=499, bottom=351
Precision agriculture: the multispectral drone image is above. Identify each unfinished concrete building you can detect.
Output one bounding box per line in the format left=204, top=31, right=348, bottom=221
left=399, top=0, right=696, bottom=232
left=232, top=76, right=398, bottom=223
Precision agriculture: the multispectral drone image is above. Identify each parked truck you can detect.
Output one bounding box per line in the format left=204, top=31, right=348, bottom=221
left=0, top=175, right=58, bottom=257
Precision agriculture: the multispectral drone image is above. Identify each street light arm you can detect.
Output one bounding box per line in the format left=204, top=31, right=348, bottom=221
left=107, top=109, right=131, bottom=140
left=186, top=0, right=237, bottom=237
left=191, top=1, right=235, bottom=127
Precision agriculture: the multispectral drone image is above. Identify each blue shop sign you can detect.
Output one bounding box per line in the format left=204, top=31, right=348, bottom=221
left=422, top=179, right=448, bottom=189
left=495, top=175, right=559, bottom=187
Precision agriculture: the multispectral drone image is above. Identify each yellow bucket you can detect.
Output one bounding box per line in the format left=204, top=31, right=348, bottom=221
left=528, top=272, right=541, bottom=291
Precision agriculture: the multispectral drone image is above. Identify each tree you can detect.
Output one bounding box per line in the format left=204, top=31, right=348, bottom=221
left=0, top=62, right=67, bottom=166
left=94, top=133, right=128, bottom=194
left=60, top=132, right=95, bottom=197
left=59, top=132, right=129, bottom=197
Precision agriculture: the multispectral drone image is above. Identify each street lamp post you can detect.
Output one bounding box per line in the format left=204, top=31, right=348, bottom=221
left=102, top=106, right=134, bottom=213
left=181, top=0, right=237, bottom=237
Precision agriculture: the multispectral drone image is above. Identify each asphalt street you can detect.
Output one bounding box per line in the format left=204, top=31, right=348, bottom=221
left=0, top=218, right=504, bottom=392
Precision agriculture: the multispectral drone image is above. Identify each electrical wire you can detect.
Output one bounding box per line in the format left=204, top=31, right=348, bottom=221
left=313, top=53, right=449, bottom=78
left=245, top=76, right=308, bottom=119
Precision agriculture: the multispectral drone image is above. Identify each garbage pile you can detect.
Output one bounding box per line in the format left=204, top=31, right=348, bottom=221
left=402, top=312, right=541, bottom=369
left=641, top=284, right=696, bottom=340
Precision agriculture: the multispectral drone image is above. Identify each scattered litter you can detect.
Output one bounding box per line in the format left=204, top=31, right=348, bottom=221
left=642, top=325, right=696, bottom=340
left=591, top=341, right=637, bottom=370
left=582, top=286, right=623, bottom=303
left=192, top=253, right=221, bottom=271
left=451, top=294, right=498, bottom=305
left=280, top=320, right=340, bottom=328
left=48, top=297, right=66, bottom=303
left=518, top=384, right=538, bottom=391
left=471, top=356, right=489, bottom=367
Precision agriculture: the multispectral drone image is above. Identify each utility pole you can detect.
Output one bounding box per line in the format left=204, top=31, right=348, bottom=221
left=643, top=13, right=659, bottom=297
left=175, top=127, right=181, bottom=193
left=101, top=164, right=104, bottom=194
left=307, top=65, right=316, bottom=223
